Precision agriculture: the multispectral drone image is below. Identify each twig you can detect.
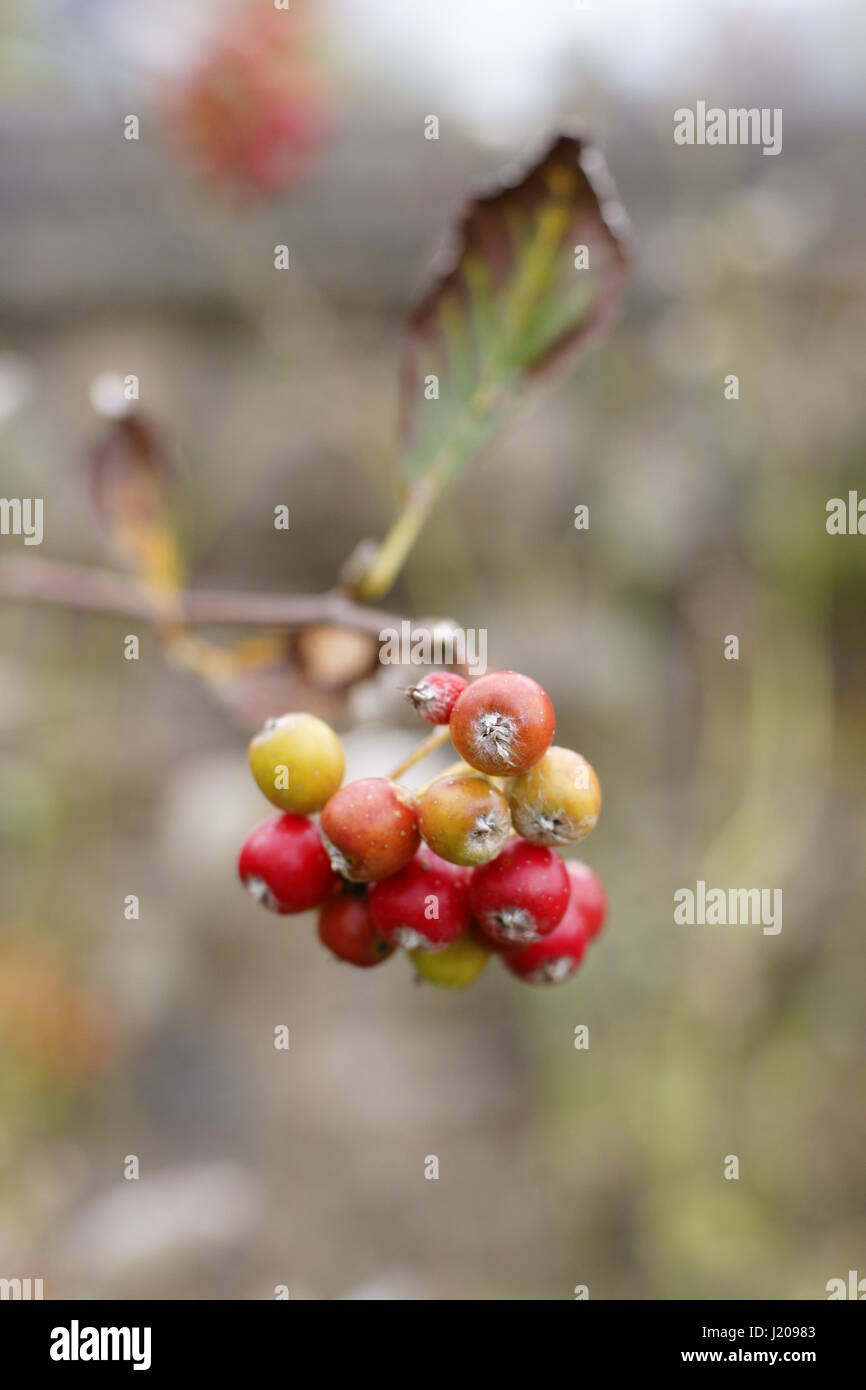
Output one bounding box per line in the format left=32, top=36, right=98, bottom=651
left=387, top=726, right=452, bottom=780
left=0, top=557, right=401, bottom=637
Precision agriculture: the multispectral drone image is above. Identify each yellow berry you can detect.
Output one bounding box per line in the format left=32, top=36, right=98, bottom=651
left=506, top=745, right=601, bottom=847
left=247, top=712, right=344, bottom=814
left=417, top=774, right=511, bottom=866
left=410, top=933, right=491, bottom=989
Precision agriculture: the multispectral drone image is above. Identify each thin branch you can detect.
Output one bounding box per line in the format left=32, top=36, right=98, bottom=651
left=0, top=557, right=401, bottom=637
left=387, top=725, right=452, bottom=780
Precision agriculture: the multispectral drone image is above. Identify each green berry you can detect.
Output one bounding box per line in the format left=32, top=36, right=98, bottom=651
left=410, top=932, right=491, bottom=989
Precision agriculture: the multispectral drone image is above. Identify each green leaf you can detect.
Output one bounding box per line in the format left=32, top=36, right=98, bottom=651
left=353, top=133, right=629, bottom=600
left=399, top=132, right=629, bottom=491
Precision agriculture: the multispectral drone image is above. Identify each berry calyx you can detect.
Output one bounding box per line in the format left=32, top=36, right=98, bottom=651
left=320, top=778, right=419, bottom=883
left=410, top=932, right=491, bottom=989
left=248, top=711, right=344, bottom=815
left=449, top=671, right=555, bottom=776
left=565, top=859, right=607, bottom=940
left=369, top=847, right=471, bottom=951
left=317, top=891, right=395, bottom=968
left=506, top=746, right=601, bottom=847
left=503, top=890, right=590, bottom=984
left=417, top=774, right=511, bottom=866
left=238, top=813, right=338, bottom=914
left=470, top=840, right=570, bottom=946
left=405, top=671, right=468, bottom=725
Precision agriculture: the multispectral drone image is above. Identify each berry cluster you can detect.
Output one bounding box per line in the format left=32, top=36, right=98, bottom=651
left=237, top=672, right=607, bottom=987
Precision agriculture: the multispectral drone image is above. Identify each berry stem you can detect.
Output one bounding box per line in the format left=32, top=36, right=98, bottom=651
left=387, top=726, right=452, bottom=780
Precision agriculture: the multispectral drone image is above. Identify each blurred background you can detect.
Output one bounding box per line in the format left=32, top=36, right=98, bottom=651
left=1, top=0, right=865, bottom=1300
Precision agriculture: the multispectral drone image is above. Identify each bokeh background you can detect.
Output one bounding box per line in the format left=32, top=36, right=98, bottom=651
left=1, top=0, right=865, bottom=1300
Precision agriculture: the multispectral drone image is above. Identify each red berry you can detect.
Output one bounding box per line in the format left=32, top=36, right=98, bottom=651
left=450, top=671, right=555, bottom=776
left=470, top=840, right=569, bottom=946
left=405, top=671, right=467, bottom=725
left=318, top=891, right=395, bottom=968
left=369, top=847, right=471, bottom=951
left=170, top=9, right=330, bottom=199
left=238, top=813, right=338, bottom=914
left=566, top=860, right=607, bottom=940
left=320, top=778, right=420, bottom=883
left=503, top=891, right=590, bottom=984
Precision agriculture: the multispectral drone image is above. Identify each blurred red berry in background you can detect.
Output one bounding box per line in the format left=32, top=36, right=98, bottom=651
left=168, top=3, right=332, bottom=200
